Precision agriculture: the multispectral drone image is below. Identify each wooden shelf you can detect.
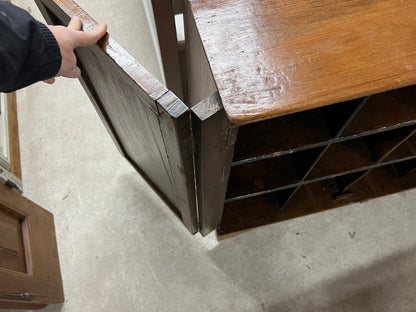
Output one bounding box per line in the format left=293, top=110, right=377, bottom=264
left=341, top=86, right=416, bottom=136
left=307, top=126, right=416, bottom=180
left=393, top=159, right=416, bottom=179
left=226, top=147, right=323, bottom=200
left=219, top=160, right=416, bottom=237
left=232, top=98, right=363, bottom=164
left=219, top=86, right=416, bottom=237
left=306, top=138, right=374, bottom=180
left=385, top=133, right=416, bottom=162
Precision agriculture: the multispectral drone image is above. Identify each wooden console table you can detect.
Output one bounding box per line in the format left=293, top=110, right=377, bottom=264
left=36, top=0, right=416, bottom=239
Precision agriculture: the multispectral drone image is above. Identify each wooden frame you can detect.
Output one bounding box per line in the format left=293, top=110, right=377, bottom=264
left=0, top=183, right=64, bottom=309
left=0, top=91, right=23, bottom=192
left=7, top=92, right=21, bottom=181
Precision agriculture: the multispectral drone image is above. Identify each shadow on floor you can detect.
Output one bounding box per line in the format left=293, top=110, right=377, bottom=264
left=209, top=211, right=416, bottom=312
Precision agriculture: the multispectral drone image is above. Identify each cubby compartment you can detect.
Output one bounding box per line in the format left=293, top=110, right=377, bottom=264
left=341, top=85, right=416, bottom=136
left=393, top=159, right=416, bottom=179
left=226, top=147, right=323, bottom=200
left=220, top=187, right=306, bottom=236
left=385, top=133, right=416, bottom=162
left=306, top=125, right=416, bottom=180
left=232, top=97, right=364, bottom=164
left=219, top=160, right=416, bottom=237
left=219, top=85, right=416, bottom=238
left=306, top=138, right=374, bottom=180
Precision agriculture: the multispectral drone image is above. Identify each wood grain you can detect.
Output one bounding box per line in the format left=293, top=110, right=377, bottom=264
left=190, top=0, right=416, bottom=125
left=35, top=0, right=198, bottom=233
left=7, top=93, right=21, bottom=180
left=0, top=183, right=63, bottom=306
left=0, top=208, right=26, bottom=273
left=192, top=93, right=237, bottom=235
left=219, top=162, right=416, bottom=236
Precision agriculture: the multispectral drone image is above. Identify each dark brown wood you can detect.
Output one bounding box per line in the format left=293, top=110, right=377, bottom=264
left=216, top=83, right=416, bottom=237
left=307, top=138, right=374, bottom=180
left=172, top=0, right=184, bottom=15
left=233, top=108, right=332, bottom=163
left=0, top=301, right=46, bottom=310
left=192, top=93, right=237, bottom=236
left=278, top=96, right=368, bottom=209
left=7, top=93, right=21, bottom=180
left=190, top=0, right=416, bottom=125
left=307, top=126, right=416, bottom=180
left=151, top=0, right=184, bottom=100
left=366, top=126, right=416, bottom=161
left=226, top=147, right=322, bottom=200
left=341, top=126, right=416, bottom=192
left=341, top=86, right=416, bottom=136
left=0, top=183, right=64, bottom=307
left=219, top=161, right=416, bottom=237
left=156, top=91, right=197, bottom=231
left=35, top=0, right=198, bottom=233
left=386, top=134, right=416, bottom=161
left=393, top=158, right=416, bottom=179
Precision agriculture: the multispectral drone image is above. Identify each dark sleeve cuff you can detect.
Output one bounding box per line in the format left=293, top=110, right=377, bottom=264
left=0, top=1, right=63, bottom=93
left=36, top=21, right=62, bottom=78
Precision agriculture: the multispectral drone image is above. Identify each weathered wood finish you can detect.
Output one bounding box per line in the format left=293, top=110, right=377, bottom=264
left=192, top=93, right=237, bottom=235
left=35, top=0, right=197, bottom=233
left=0, top=183, right=63, bottom=307
left=219, top=87, right=416, bottom=237
left=190, top=0, right=416, bottom=125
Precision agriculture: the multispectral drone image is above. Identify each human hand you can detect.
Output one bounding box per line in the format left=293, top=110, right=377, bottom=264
left=44, top=16, right=107, bottom=84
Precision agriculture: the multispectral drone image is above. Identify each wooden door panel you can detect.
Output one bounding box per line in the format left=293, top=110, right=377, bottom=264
left=35, top=0, right=198, bottom=233
left=0, top=208, right=26, bottom=273
left=0, top=183, right=63, bottom=308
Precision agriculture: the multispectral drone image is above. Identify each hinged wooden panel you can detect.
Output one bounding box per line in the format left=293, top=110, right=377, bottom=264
left=35, top=0, right=198, bottom=233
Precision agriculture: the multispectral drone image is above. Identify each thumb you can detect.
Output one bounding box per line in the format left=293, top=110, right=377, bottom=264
left=67, top=16, right=82, bottom=31
left=72, top=23, right=107, bottom=48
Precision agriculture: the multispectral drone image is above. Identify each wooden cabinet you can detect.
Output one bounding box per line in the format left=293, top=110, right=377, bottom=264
left=36, top=0, right=416, bottom=239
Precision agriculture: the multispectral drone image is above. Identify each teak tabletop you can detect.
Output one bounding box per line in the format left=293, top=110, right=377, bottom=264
left=189, top=0, right=416, bottom=125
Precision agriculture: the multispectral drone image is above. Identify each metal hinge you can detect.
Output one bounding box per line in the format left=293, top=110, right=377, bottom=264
left=0, top=167, right=23, bottom=193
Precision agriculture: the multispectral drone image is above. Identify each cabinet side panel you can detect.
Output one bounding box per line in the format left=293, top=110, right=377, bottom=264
left=192, top=93, right=237, bottom=235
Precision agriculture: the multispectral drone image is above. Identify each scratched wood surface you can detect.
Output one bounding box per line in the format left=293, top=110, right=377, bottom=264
left=189, top=0, right=416, bottom=125
left=35, top=0, right=198, bottom=233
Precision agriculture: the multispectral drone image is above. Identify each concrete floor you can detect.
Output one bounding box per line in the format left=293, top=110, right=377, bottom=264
left=6, top=0, right=416, bottom=311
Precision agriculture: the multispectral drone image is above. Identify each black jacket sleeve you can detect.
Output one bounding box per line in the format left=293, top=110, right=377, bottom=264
left=0, top=1, right=62, bottom=92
